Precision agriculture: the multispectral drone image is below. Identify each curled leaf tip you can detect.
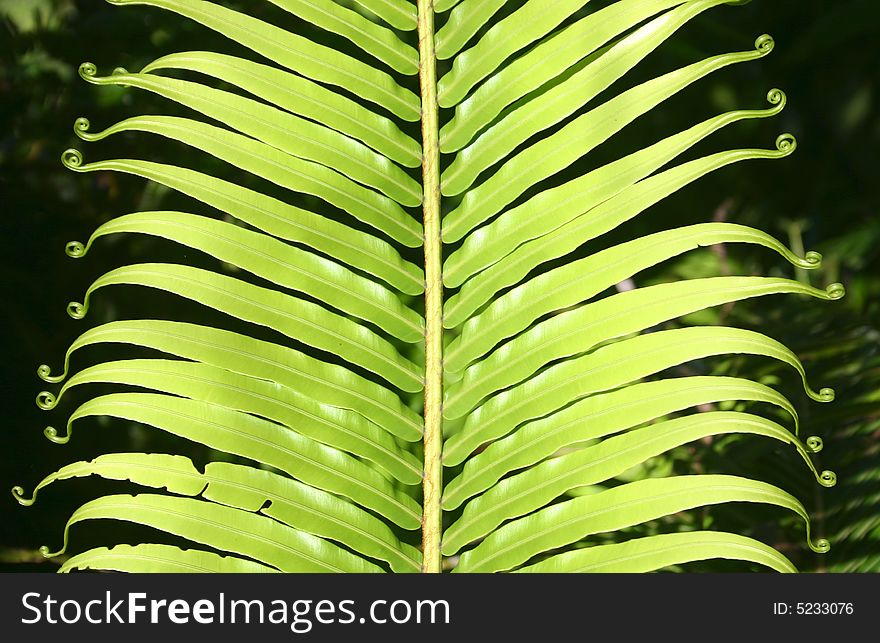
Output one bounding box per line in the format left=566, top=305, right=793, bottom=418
left=790, top=251, right=821, bottom=270
left=74, top=116, right=90, bottom=132
left=74, top=117, right=104, bottom=142
left=755, top=33, right=775, bottom=54
left=775, top=133, right=796, bottom=154
left=36, top=391, right=57, bottom=411
left=804, top=251, right=822, bottom=264
left=805, top=385, right=835, bottom=403
left=39, top=545, right=60, bottom=559
left=805, top=513, right=831, bottom=553
left=78, top=62, right=97, bottom=80
left=11, top=486, right=36, bottom=507
left=766, top=88, right=786, bottom=108
left=61, top=148, right=83, bottom=170
left=825, top=283, right=846, bottom=300
left=37, top=363, right=65, bottom=384
left=806, top=436, right=824, bottom=454
left=73, top=117, right=91, bottom=138
left=44, top=426, right=69, bottom=445
left=67, top=301, right=86, bottom=320
left=65, top=241, right=86, bottom=258
left=819, top=470, right=837, bottom=488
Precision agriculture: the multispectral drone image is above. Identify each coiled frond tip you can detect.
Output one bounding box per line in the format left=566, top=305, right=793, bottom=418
left=766, top=88, right=786, bottom=108
left=44, top=426, right=69, bottom=445
left=819, top=470, right=837, bottom=488
left=74, top=117, right=91, bottom=138
left=36, top=391, right=57, bottom=411
left=61, top=149, right=84, bottom=170
left=37, top=364, right=64, bottom=383
left=803, top=250, right=822, bottom=266
left=11, top=486, right=36, bottom=507
left=825, top=283, right=846, bottom=300
left=806, top=436, right=824, bottom=453
left=775, top=133, right=797, bottom=154
left=66, top=241, right=86, bottom=258
left=78, top=62, right=97, bottom=80
left=67, top=301, right=86, bottom=319
left=755, top=34, right=775, bottom=54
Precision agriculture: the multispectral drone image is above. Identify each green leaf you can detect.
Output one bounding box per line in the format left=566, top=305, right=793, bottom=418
left=46, top=494, right=384, bottom=572
left=434, top=0, right=463, bottom=12
left=141, top=51, right=421, bottom=166
left=443, top=141, right=799, bottom=326
left=443, top=102, right=788, bottom=266
left=444, top=278, right=842, bottom=423
left=454, top=475, right=829, bottom=572
left=18, top=454, right=421, bottom=572
left=443, top=0, right=748, bottom=216
left=60, top=544, right=280, bottom=573
left=440, top=0, right=687, bottom=152
left=69, top=211, right=424, bottom=343
left=445, top=224, right=820, bottom=371
left=446, top=327, right=833, bottom=470
left=70, top=113, right=423, bottom=231
left=47, top=393, right=422, bottom=530
left=107, top=0, right=420, bottom=120
left=440, top=32, right=773, bottom=197
left=266, top=0, right=418, bottom=75
left=76, top=68, right=422, bottom=202
left=435, top=0, right=505, bottom=60
left=350, top=0, right=417, bottom=32
left=443, top=412, right=834, bottom=554
left=444, top=375, right=801, bottom=492
left=515, top=532, right=798, bottom=573
left=438, top=0, right=598, bottom=106
left=68, top=263, right=423, bottom=392
left=63, top=155, right=424, bottom=295
left=39, top=359, right=422, bottom=484
left=38, top=319, right=423, bottom=439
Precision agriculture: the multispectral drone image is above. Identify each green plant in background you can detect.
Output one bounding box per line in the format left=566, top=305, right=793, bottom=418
left=12, top=0, right=848, bottom=573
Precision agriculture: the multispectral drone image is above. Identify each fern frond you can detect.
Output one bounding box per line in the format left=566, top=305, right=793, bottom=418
left=436, top=0, right=841, bottom=573
left=18, top=0, right=844, bottom=574
left=19, top=0, right=428, bottom=573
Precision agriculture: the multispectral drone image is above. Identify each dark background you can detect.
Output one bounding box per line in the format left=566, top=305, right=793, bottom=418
left=0, top=0, right=877, bottom=572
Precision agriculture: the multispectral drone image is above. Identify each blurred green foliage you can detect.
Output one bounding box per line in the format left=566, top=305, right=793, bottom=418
left=1, top=0, right=877, bottom=571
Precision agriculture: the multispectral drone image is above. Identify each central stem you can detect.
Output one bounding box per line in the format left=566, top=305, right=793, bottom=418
left=417, top=0, right=443, bottom=573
